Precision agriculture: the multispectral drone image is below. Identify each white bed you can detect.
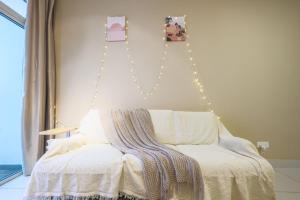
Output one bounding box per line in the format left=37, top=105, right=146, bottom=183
left=24, top=110, right=276, bottom=200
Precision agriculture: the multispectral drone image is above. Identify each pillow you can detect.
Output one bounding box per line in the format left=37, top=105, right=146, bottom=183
left=174, top=111, right=219, bottom=145
left=79, top=109, right=109, bottom=144
left=149, top=109, right=176, bottom=144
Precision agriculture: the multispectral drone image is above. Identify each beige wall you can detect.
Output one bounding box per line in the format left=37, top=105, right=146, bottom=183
left=55, top=0, right=300, bottom=159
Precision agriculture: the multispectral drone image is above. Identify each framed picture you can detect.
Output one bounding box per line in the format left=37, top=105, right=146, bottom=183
left=165, top=16, right=186, bottom=41
left=106, top=16, right=126, bottom=42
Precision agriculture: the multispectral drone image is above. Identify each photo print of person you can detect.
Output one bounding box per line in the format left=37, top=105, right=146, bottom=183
left=165, top=16, right=186, bottom=41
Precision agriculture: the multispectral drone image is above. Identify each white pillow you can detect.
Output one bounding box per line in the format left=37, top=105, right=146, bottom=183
left=174, top=111, right=218, bottom=145
left=149, top=110, right=176, bottom=144
left=79, top=109, right=109, bottom=144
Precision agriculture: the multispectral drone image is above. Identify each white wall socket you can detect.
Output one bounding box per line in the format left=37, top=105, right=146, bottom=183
left=257, top=141, right=270, bottom=151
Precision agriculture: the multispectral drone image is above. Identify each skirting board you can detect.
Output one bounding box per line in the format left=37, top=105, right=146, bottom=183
left=268, top=159, right=300, bottom=168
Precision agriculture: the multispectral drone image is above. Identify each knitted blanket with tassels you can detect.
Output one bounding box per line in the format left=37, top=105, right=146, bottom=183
left=111, top=109, right=204, bottom=200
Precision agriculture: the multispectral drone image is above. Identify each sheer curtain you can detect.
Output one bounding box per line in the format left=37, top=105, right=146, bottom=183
left=22, top=0, right=56, bottom=175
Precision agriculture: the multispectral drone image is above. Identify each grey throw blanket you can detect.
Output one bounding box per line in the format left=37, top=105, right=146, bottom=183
left=111, top=109, right=204, bottom=200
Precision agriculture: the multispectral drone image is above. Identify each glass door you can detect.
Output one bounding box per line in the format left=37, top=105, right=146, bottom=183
left=0, top=0, right=26, bottom=185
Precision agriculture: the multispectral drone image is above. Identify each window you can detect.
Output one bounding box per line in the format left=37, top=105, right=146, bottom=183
left=0, top=0, right=26, bottom=185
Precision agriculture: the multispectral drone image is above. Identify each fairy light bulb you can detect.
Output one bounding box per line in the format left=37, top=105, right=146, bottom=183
left=186, top=43, right=190, bottom=47
left=202, top=96, right=207, bottom=100
left=189, top=57, right=193, bottom=61
left=193, top=71, right=198, bottom=75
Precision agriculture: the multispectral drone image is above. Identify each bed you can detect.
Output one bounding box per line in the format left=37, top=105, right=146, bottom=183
left=24, top=109, right=276, bottom=200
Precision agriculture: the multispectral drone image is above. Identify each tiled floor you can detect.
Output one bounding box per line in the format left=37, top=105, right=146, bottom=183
left=0, top=168, right=299, bottom=199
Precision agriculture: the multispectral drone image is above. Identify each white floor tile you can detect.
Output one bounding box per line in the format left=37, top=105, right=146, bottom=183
left=0, top=175, right=30, bottom=189
left=276, top=192, right=300, bottom=200
left=276, top=168, right=300, bottom=183
left=0, top=188, right=25, bottom=200
left=275, top=170, right=300, bottom=192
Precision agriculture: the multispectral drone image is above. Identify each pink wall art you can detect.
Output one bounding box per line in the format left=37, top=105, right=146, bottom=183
left=106, top=16, right=126, bottom=42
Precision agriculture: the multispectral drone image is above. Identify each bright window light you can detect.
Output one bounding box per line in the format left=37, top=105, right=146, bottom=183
left=0, top=0, right=27, bottom=17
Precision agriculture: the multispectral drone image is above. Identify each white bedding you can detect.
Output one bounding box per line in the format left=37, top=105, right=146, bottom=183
left=121, top=144, right=275, bottom=200
left=25, top=136, right=123, bottom=199
left=25, top=136, right=276, bottom=200
left=24, top=110, right=276, bottom=200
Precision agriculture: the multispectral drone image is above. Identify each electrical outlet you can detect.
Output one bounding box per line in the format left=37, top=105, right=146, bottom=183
left=257, top=141, right=270, bottom=151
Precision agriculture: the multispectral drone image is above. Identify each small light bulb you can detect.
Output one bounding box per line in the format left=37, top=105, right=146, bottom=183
left=126, top=48, right=129, bottom=51
left=130, top=68, right=134, bottom=72
left=131, top=60, right=134, bottom=64
left=193, top=71, right=197, bottom=75
left=208, top=102, right=212, bottom=105
left=104, top=45, right=108, bottom=49
left=202, top=96, right=207, bottom=100
left=217, top=116, right=221, bottom=120
left=162, top=37, right=165, bottom=40
left=189, top=57, right=193, bottom=61
left=100, top=59, right=104, bottom=63
left=194, top=78, right=199, bottom=82
left=100, top=67, right=104, bottom=71
left=161, top=65, right=164, bottom=69
left=186, top=43, right=190, bottom=47
left=200, top=89, right=204, bottom=92
left=192, top=63, right=196, bottom=66
left=103, top=52, right=107, bottom=56
left=164, top=51, right=167, bottom=55
left=188, top=49, right=192, bottom=53
left=165, top=44, right=168, bottom=48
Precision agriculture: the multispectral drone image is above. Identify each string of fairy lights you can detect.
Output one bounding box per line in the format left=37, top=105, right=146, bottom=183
left=55, top=16, right=220, bottom=127
left=124, top=20, right=169, bottom=100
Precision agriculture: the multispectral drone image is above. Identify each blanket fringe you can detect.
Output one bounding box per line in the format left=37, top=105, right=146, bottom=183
left=30, top=192, right=146, bottom=200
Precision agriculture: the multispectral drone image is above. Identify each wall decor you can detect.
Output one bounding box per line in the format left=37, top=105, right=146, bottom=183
left=165, top=16, right=186, bottom=41
left=106, top=16, right=126, bottom=42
